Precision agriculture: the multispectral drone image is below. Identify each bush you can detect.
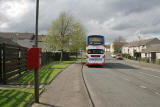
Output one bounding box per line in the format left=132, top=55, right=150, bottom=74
left=155, top=59, right=160, bottom=65
left=121, top=53, right=131, bottom=59
left=134, top=52, right=141, bottom=60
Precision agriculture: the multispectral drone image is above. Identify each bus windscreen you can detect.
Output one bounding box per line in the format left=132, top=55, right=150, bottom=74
left=87, top=49, right=104, bottom=54
left=88, top=36, right=103, bottom=45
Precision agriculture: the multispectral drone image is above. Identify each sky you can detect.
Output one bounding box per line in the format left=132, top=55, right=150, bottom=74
left=0, top=0, right=160, bottom=43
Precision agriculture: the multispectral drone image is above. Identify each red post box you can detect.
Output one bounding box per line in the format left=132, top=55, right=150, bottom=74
left=27, top=48, right=42, bottom=69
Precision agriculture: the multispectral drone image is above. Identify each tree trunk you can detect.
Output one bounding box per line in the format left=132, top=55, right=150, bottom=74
left=76, top=50, right=78, bottom=59
left=60, top=50, right=63, bottom=62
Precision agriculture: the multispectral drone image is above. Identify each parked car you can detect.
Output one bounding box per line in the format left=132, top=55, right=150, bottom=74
left=111, top=54, right=117, bottom=58
left=115, top=55, right=123, bottom=60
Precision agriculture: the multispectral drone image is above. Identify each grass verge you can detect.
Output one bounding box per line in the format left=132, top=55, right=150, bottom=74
left=0, top=61, right=75, bottom=107
left=17, top=61, right=75, bottom=84
left=0, top=89, right=34, bottom=107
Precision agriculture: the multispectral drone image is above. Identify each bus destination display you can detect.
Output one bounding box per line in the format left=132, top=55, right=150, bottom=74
left=88, top=36, right=103, bottom=45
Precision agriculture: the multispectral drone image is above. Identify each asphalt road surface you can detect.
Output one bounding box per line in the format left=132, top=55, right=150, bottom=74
left=83, top=53, right=160, bottom=107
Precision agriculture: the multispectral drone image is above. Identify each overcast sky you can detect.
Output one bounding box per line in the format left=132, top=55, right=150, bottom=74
left=0, top=0, right=160, bottom=43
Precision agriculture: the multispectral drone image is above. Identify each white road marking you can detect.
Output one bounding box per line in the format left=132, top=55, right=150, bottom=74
left=155, top=92, right=160, bottom=96
left=138, top=85, right=160, bottom=97
left=139, top=72, right=160, bottom=79
left=123, top=78, right=130, bottom=81
left=139, top=85, right=147, bottom=89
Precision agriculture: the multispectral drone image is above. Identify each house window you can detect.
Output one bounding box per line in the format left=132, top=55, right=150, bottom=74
left=142, top=45, right=145, bottom=49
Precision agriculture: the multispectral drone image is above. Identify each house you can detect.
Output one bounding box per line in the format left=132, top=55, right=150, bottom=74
left=122, top=38, right=160, bottom=57
left=142, top=44, right=160, bottom=61
left=0, top=32, right=44, bottom=48
left=110, top=43, right=114, bottom=53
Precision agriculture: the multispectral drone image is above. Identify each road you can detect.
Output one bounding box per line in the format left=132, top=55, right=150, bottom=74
left=83, top=53, right=160, bottom=107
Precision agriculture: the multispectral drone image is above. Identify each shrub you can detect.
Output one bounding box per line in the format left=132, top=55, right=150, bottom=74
left=134, top=52, right=141, bottom=60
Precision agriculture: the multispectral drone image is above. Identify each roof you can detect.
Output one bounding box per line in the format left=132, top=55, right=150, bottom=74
left=0, top=37, right=20, bottom=46
left=0, top=32, right=45, bottom=47
left=31, top=34, right=44, bottom=41
left=87, top=35, right=104, bottom=37
left=142, top=44, right=160, bottom=53
left=124, top=38, right=159, bottom=47
left=16, top=39, right=44, bottom=48
left=0, top=32, right=34, bottom=40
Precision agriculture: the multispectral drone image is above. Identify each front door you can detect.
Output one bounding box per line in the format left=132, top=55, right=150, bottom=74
left=151, top=52, right=156, bottom=62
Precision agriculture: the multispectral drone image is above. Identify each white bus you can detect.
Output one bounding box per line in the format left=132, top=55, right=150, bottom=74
left=86, top=35, right=105, bottom=66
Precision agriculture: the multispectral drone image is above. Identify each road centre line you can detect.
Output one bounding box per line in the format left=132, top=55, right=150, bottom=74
left=138, top=72, right=160, bottom=79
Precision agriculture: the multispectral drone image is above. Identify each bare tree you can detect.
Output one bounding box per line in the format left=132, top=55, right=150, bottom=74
left=113, top=36, right=126, bottom=53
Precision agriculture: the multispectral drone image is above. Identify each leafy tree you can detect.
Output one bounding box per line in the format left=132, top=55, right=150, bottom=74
left=106, top=44, right=110, bottom=49
left=69, top=22, right=86, bottom=58
left=42, top=12, right=86, bottom=61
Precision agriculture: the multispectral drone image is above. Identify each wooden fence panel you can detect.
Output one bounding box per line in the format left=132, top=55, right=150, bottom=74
left=0, top=43, right=70, bottom=84
left=0, top=43, right=29, bottom=84
left=0, top=45, right=2, bottom=84
left=2, top=43, right=6, bottom=84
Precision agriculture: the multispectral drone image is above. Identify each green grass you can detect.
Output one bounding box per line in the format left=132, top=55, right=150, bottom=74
left=17, top=61, right=75, bottom=84
left=0, top=89, right=34, bottom=107
left=77, top=58, right=86, bottom=62
left=0, top=61, right=76, bottom=107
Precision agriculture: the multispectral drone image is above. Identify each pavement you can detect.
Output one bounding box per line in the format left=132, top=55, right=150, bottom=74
left=32, top=63, right=92, bottom=107
left=83, top=53, right=160, bottom=107
left=124, top=58, right=160, bottom=72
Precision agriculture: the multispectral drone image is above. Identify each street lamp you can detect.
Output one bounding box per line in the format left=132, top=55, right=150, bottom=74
left=80, top=48, right=83, bottom=64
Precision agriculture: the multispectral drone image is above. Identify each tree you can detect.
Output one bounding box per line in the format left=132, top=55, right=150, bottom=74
left=113, top=36, right=126, bottom=53
left=69, top=22, right=86, bottom=58
left=106, top=44, right=110, bottom=49
left=42, top=12, right=86, bottom=61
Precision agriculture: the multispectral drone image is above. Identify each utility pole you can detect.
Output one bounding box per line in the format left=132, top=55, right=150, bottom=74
left=34, top=0, right=39, bottom=103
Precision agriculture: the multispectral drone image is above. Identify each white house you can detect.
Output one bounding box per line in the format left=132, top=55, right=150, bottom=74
left=142, top=44, right=160, bottom=61
left=110, top=43, right=114, bottom=53
left=122, top=38, right=160, bottom=57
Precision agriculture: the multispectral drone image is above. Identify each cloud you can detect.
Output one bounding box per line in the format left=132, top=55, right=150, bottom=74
left=0, top=0, right=160, bottom=42
left=110, top=0, right=160, bottom=15
left=141, top=26, right=160, bottom=34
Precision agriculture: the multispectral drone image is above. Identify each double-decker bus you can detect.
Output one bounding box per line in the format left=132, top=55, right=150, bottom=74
left=86, top=35, right=105, bottom=66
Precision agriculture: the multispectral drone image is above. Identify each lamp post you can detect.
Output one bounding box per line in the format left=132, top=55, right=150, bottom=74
left=34, top=0, right=39, bottom=103
left=80, top=48, right=82, bottom=64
